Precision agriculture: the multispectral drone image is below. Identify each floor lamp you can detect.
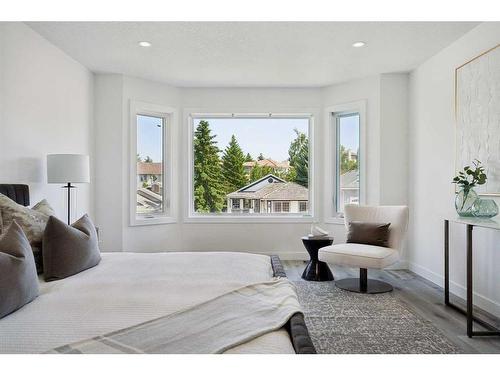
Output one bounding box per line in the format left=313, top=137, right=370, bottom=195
left=47, top=154, right=90, bottom=225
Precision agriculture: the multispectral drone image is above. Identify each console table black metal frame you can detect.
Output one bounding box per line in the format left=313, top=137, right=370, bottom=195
left=444, top=218, right=500, bottom=338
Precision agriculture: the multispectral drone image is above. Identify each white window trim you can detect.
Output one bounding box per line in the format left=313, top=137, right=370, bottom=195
left=324, top=101, right=367, bottom=224
left=129, top=100, right=177, bottom=226
left=185, top=111, right=315, bottom=223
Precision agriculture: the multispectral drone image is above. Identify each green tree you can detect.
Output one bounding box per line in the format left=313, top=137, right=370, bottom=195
left=257, top=153, right=265, bottom=161
left=249, top=165, right=273, bottom=182
left=288, top=129, right=309, bottom=187
left=245, top=153, right=254, bottom=162
left=144, top=156, right=153, bottom=163
left=222, top=135, right=248, bottom=194
left=275, top=167, right=297, bottom=182
left=339, top=146, right=358, bottom=174
left=193, top=120, right=225, bottom=213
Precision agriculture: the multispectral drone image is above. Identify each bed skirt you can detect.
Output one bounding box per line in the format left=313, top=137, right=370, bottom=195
left=270, top=255, right=316, bottom=354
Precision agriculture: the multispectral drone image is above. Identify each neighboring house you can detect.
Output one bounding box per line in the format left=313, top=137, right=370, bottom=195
left=137, top=162, right=162, bottom=189
left=136, top=162, right=163, bottom=214
left=136, top=187, right=163, bottom=214
left=243, top=158, right=290, bottom=175
left=339, top=169, right=359, bottom=208
left=347, top=149, right=357, bottom=162
left=226, top=174, right=308, bottom=214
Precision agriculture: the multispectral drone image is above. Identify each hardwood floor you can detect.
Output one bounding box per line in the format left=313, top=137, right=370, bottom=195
left=283, top=260, right=500, bottom=354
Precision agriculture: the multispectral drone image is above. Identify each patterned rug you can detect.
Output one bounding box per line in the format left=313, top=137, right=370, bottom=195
left=293, top=280, right=462, bottom=354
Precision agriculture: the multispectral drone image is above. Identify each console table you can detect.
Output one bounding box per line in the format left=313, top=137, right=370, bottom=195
left=444, top=217, right=500, bottom=338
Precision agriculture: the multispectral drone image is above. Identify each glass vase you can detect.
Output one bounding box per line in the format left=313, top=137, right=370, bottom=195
left=472, top=199, right=499, bottom=218
left=455, top=187, right=479, bottom=217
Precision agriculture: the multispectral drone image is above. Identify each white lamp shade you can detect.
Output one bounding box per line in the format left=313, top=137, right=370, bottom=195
left=47, top=154, right=90, bottom=183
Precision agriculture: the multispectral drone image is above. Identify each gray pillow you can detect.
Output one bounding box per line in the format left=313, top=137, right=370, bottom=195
left=42, top=214, right=101, bottom=281
left=346, top=221, right=391, bottom=248
left=0, top=221, right=39, bottom=319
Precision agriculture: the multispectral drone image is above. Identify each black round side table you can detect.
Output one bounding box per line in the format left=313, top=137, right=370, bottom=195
left=301, top=236, right=334, bottom=281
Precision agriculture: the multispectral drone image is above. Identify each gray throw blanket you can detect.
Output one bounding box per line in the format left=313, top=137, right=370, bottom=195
left=48, top=278, right=301, bottom=354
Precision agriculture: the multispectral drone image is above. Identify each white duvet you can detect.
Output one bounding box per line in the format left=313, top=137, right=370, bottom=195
left=0, top=252, right=295, bottom=354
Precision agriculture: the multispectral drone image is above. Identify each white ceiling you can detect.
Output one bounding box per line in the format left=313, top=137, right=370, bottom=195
left=28, top=22, right=478, bottom=88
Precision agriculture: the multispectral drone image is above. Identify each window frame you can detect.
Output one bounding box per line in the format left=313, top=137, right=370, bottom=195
left=324, top=101, right=366, bottom=224
left=185, top=112, right=315, bottom=223
left=129, top=100, right=177, bottom=226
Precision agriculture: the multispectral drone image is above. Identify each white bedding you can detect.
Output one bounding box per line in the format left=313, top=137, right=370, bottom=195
left=0, top=252, right=295, bottom=354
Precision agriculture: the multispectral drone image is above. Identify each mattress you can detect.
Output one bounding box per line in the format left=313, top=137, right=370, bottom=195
left=0, top=252, right=295, bottom=354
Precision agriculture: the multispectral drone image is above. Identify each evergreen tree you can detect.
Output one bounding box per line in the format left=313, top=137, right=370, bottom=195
left=257, top=153, right=265, bottom=161
left=193, top=120, right=225, bottom=213
left=249, top=165, right=273, bottom=182
left=144, top=156, right=153, bottom=163
left=275, top=167, right=297, bottom=182
left=245, top=153, right=254, bottom=162
left=288, top=129, right=309, bottom=187
left=222, top=135, right=248, bottom=193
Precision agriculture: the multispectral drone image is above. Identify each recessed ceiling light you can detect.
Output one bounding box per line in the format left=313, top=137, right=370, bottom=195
left=138, top=41, right=152, bottom=47
left=352, top=41, right=366, bottom=48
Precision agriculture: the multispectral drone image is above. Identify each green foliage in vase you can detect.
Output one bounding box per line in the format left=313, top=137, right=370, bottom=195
left=452, top=159, right=487, bottom=190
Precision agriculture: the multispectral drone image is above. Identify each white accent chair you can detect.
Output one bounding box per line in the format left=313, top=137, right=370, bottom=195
left=319, top=205, right=409, bottom=294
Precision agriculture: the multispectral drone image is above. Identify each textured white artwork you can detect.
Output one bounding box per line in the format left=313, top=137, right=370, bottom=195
left=456, top=45, right=500, bottom=195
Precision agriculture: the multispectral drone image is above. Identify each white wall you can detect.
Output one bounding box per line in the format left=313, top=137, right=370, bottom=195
left=0, top=23, right=93, bottom=220
left=379, top=73, right=409, bottom=206
left=408, top=22, right=500, bottom=315
left=93, top=74, right=124, bottom=251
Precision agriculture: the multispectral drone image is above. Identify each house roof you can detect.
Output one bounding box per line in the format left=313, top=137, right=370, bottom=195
left=243, top=158, right=289, bottom=169
left=227, top=176, right=308, bottom=201
left=137, top=162, right=162, bottom=175
left=233, top=174, right=285, bottom=193
left=340, top=170, right=359, bottom=189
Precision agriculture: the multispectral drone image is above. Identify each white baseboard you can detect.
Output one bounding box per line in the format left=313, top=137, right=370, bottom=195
left=409, top=261, right=500, bottom=317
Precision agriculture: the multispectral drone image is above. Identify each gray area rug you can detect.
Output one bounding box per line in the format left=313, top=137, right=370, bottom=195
left=293, top=280, right=462, bottom=354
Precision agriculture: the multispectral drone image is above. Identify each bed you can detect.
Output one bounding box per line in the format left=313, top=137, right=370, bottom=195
left=0, top=184, right=315, bottom=354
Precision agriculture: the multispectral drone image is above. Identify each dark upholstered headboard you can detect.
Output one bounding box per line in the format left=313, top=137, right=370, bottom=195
left=0, top=184, right=30, bottom=206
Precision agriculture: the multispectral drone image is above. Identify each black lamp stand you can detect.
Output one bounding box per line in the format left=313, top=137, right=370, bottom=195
left=63, top=183, right=75, bottom=225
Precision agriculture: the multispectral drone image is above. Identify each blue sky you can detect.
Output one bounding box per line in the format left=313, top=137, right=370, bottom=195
left=137, top=115, right=163, bottom=162
left=202, top=118, right=308, bottom=161
left=137, top=115, right=359, bottom=163
left=338, top=114, right=360, bottom=152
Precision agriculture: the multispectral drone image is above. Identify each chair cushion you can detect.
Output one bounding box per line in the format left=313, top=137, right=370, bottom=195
left=318, top=243, right=399, bottom=269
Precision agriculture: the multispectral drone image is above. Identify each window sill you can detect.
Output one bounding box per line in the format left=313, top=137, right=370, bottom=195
left=323, top=217, right=345, bottom=225
left=130, top=216, right=177, bottom=226
left=184, top=215, right=315, bottom=224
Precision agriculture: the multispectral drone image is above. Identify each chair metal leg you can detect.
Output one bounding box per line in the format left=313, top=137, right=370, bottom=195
left=360, top=268, right=368, bottom=292
left=335, top=268, right=393, bottom=294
